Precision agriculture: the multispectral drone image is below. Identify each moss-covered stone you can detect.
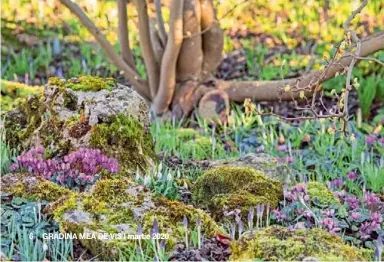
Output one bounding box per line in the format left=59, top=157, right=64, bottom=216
left=230, top=226, right=373, bottom=261
left=1, top=173, right=74, bottom=202
left=53, top=178, right=221, bottom=260
left=90, top=113, right=156, bottom=173
left=3, top=77, right=156, bottom=175
left=306, top=181, right=339, bottom=205
left=48, top=76, right=115, bottom=92
left=192, top=167, right=282, bottom=222
left=210, top=191, right=276, bottom=221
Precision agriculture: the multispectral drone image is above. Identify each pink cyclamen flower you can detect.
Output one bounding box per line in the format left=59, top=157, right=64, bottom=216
left=364, top=192, right=380, bottom=208
left=330, top=178, right=344, bottom=188
left=370, top=212, right=383, bottom=224
left=345, top=196, right=360, bottom=210
left=365, top=135, right=376, bottom=145
left=351, top=212, right=361, bottom=220
left=347, top=171, right=358, bottom=181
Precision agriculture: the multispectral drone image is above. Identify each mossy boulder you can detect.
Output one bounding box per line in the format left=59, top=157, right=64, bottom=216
left=53, top=178, right=221, bottom=260
left=0, top=173, right=74, bottom=202
left=230, top=226, right=372, bottom=261
left=202, top=153, right=291, bottom=182
left=192, top=167, right=282, bottom=221
left=306, top=181, right=339, bottom=205
left=3, top=76, right=156, bottom=174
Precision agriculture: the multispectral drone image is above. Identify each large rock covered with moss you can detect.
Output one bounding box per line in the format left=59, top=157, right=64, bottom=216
left=230, top=226, right=372, bottom=261
left=53, top=178, right=221, bottom=260
left=192, top=167, right=283, bottom=221
left=3, top=76, right=156, bottom=173
left=202, top=153, right=290, bottom=182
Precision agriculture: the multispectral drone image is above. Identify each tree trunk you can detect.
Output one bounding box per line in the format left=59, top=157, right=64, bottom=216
left=59, top=0, right=384, bottom=121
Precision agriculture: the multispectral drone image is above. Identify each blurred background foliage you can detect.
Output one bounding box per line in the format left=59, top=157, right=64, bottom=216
left=1, top=0, right=383, bottom=120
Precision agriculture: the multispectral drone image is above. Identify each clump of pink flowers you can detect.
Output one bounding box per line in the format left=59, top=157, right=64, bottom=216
left=10, top=146, right=119, bottom=187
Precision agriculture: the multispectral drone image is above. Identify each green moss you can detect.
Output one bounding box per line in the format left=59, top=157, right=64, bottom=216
left=90, top=113, right=156, bottom=173
left=306, top=181, right=339, bottom=205
left=230, top=226, right=373, bottom=261
left=52, top=178, right=221, bottom=260
left=210, top=191, right=277, bottom=220
left=148, top=197, right=222, bottom=237
left=5, top=174, right=74, bottom=202
left=193, top=167, right=282, bottom=205
left=192, top=167, right=282, bottom=222
left=48, top=76, right=116, bottom=92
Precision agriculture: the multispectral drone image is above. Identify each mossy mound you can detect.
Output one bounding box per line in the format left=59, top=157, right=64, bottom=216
left=53, top=178, right=221, bottom=260
left=3, top=76, right=155, bottom=174
left=1, top=173, right=74, bottom=202
left=48, top=76, right=115, bottom=92
left=0, top=79, right=44, bottom=112
left=306, top=181, right=339, bottom=205
left=192, top=167, right=282, bottom=221
left=204, top=153, right=291, bottom=181
left=90, top=113, right=156, bottom=173
left=230, top=226, right=373, bottom=261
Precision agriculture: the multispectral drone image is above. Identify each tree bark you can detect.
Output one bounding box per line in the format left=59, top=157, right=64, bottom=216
left=200, top=0, right=223, bottom=80
left=134, top=0, right=160, bottom=99
left=153, top=0, right=184, bottom=115
left=176, top=0, right=203, bottom=82
left=117, top=0, right=136, bottom=70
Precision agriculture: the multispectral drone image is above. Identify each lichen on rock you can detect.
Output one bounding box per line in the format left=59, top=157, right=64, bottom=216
left=192, top=167, right=282, bottom=221
left=230, top=226, right=373, bottom=261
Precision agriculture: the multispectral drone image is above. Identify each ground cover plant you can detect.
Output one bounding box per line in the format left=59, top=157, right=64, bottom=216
left=1, top=0, right=384, bottom=261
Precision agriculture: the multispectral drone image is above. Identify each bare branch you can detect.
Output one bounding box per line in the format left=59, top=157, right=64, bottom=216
left=117, top=0, right=136, bottom=70
left=341, top=0, right=368, bottom=122
left=154, top=0, right=167, bottom=47
left=58, top=0, right=150, bottom=100
left=220, top=32, right=384, bottom=102
left=134, top=0, right=160, bottom=99
left=153, top=0, right=184, bottom=114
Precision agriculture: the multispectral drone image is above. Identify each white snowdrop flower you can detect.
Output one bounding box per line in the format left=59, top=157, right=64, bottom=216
left=156, top=171, right=162, bottom=180
left=135, top=168, right=141, bottom=181
left=158, top=162, right=163, bottom=172
left=144, top=175, right=151, bottom=186
left=177, top=169, right=181, bottom=179
left=167, top=173, right=173, bottom=182
left=43, top=242, right=48, bottom=252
